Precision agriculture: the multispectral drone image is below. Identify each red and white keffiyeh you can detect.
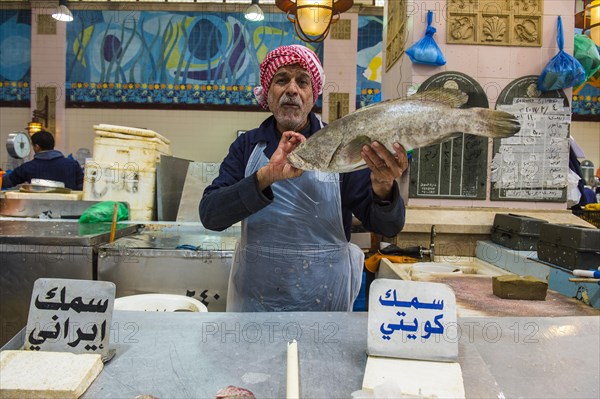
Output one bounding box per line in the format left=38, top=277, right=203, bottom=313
left=253, top=45, right=325, bottom=109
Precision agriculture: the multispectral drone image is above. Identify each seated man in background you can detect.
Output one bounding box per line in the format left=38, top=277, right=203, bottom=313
left=2, top=130, right=84, bottom=190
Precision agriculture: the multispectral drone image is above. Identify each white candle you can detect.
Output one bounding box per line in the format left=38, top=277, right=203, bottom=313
left=287, top=339, right=299, bottom=399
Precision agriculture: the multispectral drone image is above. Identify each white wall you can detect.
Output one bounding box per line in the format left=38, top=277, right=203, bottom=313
left=572, top=121, right=600, bottom=167
left=65, top=108, right=271, bottom=163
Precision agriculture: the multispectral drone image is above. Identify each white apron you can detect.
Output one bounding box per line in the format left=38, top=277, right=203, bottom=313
left=226, top=141, right=364, bottom=312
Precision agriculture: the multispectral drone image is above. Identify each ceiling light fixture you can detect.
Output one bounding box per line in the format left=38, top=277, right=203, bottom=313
left=275, top=0, right=353, bottom=42
left=52, top=0, right=73, bottom=22
left=585, top=0, right=600, bottom=45
left=245, top=0, right=265, bottom=22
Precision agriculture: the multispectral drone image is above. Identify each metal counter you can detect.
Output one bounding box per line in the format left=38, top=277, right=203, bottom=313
left=0, top=198, right=104, bottom=219
left=98, top=225, right=240, bottom=312
left=0, top=220, right=139, bottom=346
left=0, top=220, right=139, bottom=246
left=3, top=312, right=598, bottom=398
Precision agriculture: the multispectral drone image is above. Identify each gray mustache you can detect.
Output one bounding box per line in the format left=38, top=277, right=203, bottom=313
left=280, top=96, right=302, bottom=107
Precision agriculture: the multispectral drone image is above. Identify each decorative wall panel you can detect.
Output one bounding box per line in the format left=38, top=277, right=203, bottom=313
left=37, top=14, right=56, bottom=35
left=447, top=0, right=542, bottom=46
left=36, top=86, right=56, bottom=133
left=328, top=92, right=350, bottom=121
left=331, top=19, right=351, bottom=40
left=385, top=0, right=407, bottom=71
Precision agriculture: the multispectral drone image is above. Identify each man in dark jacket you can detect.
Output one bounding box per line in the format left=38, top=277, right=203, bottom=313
left=200, top=45, right=408, bottom=312
left=2, top=130, right=84, bottom=190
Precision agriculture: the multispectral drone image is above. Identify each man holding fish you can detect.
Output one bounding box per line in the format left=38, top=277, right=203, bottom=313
left=200, top=45, right=408, bottom=312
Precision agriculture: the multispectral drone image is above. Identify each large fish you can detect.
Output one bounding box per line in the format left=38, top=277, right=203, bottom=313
left=287, top=88, right=520, bottom=173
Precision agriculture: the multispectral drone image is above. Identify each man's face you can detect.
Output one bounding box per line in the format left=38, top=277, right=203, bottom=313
left=267, top=64, right=314, bottom=132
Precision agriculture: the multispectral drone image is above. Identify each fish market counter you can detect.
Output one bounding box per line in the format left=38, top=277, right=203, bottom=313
left=0, top=219, right=239, bottom=345
left=3, top=311, right=598, bottom=398
left=97, top=225, right=240, bottom=312
left=0, top=220, right=140, bottom=347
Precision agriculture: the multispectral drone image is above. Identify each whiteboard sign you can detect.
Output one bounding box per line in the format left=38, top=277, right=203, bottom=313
left=491, top=97, right=570, bottom=201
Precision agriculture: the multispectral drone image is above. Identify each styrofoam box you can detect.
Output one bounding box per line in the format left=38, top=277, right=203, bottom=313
left=92, top=136, right=171, bottom=170
left=129, top=208, right=154, bottom=222
left=82, top=161, right=156, bottom=221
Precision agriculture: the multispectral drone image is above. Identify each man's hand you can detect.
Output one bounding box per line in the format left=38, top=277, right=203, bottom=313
left=257, top=131, right=306, bottom=190
left=361, top=142, right=408, bottom=201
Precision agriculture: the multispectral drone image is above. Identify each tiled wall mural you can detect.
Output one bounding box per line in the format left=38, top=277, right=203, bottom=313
left=572, top=71, right=600, bottom=119
left=357, top=15, right=383, bottom=108
left=66, top=10, right=322, bottom=107
left=0, top=7, right=595, bottom=118
left=0, top=9, right=31, bottom=105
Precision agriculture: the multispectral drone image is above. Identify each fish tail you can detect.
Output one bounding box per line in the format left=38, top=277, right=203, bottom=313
left=471, top=109, right=521, bottom=139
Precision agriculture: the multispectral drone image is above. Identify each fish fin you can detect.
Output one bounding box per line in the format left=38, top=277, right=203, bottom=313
left=329, top=135, right=372, bottom=170
left=410, top=88, right=468, bottom=108
left=471, top=109, right=521, bottom=138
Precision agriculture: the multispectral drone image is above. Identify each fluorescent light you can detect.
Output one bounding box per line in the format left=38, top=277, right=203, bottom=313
left=52, top=1, right=73, bottom=22
left=245, top=0, right=264, bottom=22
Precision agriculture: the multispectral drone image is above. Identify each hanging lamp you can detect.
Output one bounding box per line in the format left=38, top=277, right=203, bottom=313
left=275, top=0, right=353, bottom=42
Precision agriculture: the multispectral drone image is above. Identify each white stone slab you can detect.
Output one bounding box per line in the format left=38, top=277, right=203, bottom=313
left=0, top=350, right=103, bottom=399
left=362, top=356, right=465, bottom=398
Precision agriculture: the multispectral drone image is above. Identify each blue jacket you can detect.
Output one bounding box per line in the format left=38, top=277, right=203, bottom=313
left=2, top=150, right=84, bottom=190
left=200, top=113, right=406, bottom=241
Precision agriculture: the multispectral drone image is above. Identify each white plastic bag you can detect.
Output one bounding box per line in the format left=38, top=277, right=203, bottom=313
left=567, top=169, right=582, bottom=207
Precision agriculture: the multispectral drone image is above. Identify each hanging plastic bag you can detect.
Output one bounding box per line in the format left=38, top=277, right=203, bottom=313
left=574, top=34, right=600, bottom=82
left=567, top=169, right=583, bottom=208
left=406, top=10, right=446, bottom=66
left=79, top=201, right=129, bottom=223
left=538, top=16, right=586, bottom=91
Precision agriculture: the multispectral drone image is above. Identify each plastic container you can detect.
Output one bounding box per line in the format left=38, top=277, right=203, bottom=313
left=491, top=213, right=548, bottom=251
left=82, top=160, right=156, bottom=221
left=114, top=294, right=208, bottom=312
left=411, top=262, right=462, bottom=274
left=537, top=223, right=600, bottom=270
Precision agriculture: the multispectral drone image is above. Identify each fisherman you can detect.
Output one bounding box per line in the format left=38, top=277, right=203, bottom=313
left=200, top=45, right=408, bottom=312
left=2, top=130, right=84, bottom=190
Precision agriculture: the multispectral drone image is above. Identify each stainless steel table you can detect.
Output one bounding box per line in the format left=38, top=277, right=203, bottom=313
left=0, top=220, right=140, bottom=246
left=0, top=198, right=105, bottom=219
left=4, top=312, right=597, bottom=398
left=0, top=220, right=140, bottom=346
left=98, top=225, right=239, bottom=311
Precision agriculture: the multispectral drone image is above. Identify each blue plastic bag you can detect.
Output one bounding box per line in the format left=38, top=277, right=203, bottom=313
left=406, top=10, right=446, bottom=66
left=538, top=16, right=586, bottom=91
